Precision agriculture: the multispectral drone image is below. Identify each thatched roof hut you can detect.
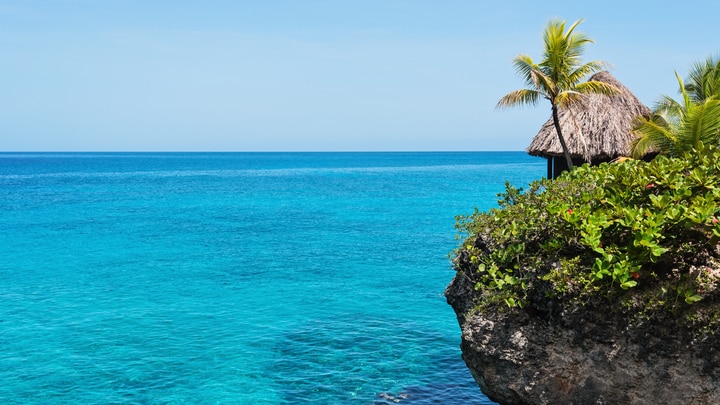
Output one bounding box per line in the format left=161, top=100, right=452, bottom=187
left=527, top=71, right=651, bottom=178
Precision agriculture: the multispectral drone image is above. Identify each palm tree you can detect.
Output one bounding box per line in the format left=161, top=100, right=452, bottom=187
left=497, top=19, right=618, bottom=170
left=631, top=60, right=720, bottom=158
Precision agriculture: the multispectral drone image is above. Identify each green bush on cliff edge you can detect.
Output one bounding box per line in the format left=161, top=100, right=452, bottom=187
left=455, top=144, right=720, bottom=333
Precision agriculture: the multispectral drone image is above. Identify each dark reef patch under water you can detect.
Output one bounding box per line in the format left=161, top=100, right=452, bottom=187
left=273, top=316, right=491, bottom=404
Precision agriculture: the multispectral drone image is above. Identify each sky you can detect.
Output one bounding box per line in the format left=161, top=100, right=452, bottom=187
left=0, top=0, right=718, bottom=152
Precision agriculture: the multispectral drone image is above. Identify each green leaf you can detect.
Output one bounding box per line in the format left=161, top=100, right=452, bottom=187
left=650, top=245, right=668, bottom=257
left=620, top=280, right=638, bottom=289
left=504, top=274, right=519, bottom=286
left=685, top=294, right=703, bottom=304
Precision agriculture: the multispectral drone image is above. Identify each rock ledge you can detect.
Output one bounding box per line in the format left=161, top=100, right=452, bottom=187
left=446, top=270, right=720, bottom=405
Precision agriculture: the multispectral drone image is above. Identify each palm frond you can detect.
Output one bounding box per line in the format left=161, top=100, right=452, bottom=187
left=567, top=61, right=609, bottom=84
left=686, top=60, right=710, bottom=102
left=565, top=19, right=584, bottom=35
left=685, top=54, right=720, bottom=103
left=531, top=69, right=556, bottom=98
left=648, top=110, right=674, bottom=129
left=630, top=115, right=675, bottom=158
left=537, top=19, right=608, bottom=97
left=574, top=80, right=620, bottom=96
left=654, top=95, right=683, bottom=116
left=496, top=89, right=542, bottom=109
left=676, top=99, right=720, bottom=153
left=675, top=71, right=693, bottom=112
left=554, top=90, right=585, bottom=107
left=550, top=77, right=619, bottom=109
left=564, top=22, right=594, bottom=65
left=542, top=19, right=573, bottom=83
left=512, top=55, right=538, bottom=88
left=565, top=34, right=593, bottom=62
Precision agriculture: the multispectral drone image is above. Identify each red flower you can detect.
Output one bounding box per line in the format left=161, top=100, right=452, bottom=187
left=567, top=208, right=573, bottom=214
left=631, top=272, right=640, bottom=279
left=646, top=183, right=655, bottom=189
left=712, top=216, right=719, bottom=224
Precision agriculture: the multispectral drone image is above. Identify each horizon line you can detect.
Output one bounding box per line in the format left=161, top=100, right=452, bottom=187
left=0, top=150, right=531, bottom=154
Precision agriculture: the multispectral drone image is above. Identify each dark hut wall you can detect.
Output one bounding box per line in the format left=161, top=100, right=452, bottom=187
left=546, top=155, right=609, bottom=179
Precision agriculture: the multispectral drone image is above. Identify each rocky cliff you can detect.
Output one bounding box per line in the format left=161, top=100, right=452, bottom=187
left=446, top=263, right=720, bottom=404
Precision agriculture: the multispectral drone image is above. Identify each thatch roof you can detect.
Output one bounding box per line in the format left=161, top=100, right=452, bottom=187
left=526, top=71, right=651, bottom=161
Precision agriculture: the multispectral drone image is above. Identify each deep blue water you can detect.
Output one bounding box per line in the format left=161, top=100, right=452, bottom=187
left=0, top=152, right=544, bottom=404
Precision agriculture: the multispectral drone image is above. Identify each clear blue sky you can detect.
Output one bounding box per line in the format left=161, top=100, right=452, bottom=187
left=0, top=0, right=717, bottom=151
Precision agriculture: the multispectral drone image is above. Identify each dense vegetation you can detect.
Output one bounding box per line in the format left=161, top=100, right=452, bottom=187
left=454, top=144, right=720, bottom=335
left=470, top=17, right=720, bottom=336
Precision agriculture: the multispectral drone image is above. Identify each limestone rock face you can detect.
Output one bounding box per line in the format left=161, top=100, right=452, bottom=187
left=445, top=272, right=720, bottom=405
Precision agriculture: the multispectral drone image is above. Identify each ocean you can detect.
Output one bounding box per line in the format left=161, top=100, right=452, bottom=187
left=0, top=152, right=545, bottom=404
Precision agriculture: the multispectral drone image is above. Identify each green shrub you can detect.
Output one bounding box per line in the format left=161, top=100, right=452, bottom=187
left=455, top=144, right=720, bottom=316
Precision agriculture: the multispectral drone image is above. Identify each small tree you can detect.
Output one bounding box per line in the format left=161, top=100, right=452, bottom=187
left=631, top=59, right=720, bottom=158
left=497, top=19, right=618, bottom=170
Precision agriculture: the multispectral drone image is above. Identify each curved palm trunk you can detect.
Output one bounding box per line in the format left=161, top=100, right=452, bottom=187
left=552, top=104, right=575, bottom=171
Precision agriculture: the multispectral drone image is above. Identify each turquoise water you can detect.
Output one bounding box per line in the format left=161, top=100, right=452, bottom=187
left=0, top=152, right=544, bottom=404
